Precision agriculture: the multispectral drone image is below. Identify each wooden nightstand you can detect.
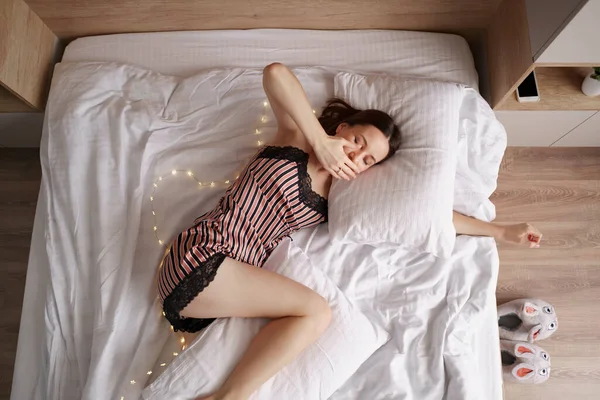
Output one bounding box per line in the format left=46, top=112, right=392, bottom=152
left=0, top=0, right=58, bottom=113
left=488, top=0, right=600, bottom=146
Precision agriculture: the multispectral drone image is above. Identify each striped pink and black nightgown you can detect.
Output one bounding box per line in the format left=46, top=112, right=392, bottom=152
left=158, top=146, right=327, bottom=332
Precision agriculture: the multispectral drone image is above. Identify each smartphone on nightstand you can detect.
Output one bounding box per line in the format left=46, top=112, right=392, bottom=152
left=516, top=71, right=540, bottom=102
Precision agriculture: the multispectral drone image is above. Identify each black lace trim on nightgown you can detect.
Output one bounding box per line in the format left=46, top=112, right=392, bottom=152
left=257, top=146, right=328, bottom=219
left=162, top=253, right=227, bottom=333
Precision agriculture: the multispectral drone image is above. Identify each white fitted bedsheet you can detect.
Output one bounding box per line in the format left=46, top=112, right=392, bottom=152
left=12, top=29, right=502, bottom=400
left=62, top=29, right=479, bottom=89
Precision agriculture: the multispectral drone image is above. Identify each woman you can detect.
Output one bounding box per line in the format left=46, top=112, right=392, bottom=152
left=157, top=63, right=542, bottom=400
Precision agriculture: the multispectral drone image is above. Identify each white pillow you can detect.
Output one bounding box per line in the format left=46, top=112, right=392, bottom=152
left=329, top=72, right=465, bottom=257
left=142, top=239, right=389, bottom=400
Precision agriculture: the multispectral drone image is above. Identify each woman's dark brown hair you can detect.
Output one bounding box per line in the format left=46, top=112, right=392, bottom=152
left=318, top=98, right=401, bottom=161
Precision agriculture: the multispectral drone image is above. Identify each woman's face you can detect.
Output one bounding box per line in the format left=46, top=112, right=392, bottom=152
left=335, top=123, right=390, bottom=173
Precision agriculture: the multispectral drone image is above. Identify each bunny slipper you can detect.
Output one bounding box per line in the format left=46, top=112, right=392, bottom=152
left=497, top=298, right=558, bottom=343
left=500, top=340, right=551, bottom=384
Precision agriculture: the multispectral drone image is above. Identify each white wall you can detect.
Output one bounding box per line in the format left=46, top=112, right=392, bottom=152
left=0, top=113, right=45, bottom=147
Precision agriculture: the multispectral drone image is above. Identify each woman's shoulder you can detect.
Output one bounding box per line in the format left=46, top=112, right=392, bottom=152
left=270, top=128, right=312, bottom=153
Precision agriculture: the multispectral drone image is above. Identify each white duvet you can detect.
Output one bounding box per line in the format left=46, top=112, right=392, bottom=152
left=11, top=61, right=506, bottom=400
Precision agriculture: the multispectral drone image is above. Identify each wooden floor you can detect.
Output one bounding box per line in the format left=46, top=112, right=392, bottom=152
left=0, top=147, right=599, bottom=399
left=492, top=147, right=600, bottom=400
left=0, top=149, right=41, bottom=400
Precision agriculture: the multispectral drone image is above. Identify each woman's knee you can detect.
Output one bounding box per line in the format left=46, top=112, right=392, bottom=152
left=303, top=292, right=332, bottom=335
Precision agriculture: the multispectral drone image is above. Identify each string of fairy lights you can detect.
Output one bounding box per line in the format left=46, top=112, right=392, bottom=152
left=119, top=100, right=317, bottom=399
left=149, top=99, right=270, bottom=248
left=149, top=101, right=316, bottom=248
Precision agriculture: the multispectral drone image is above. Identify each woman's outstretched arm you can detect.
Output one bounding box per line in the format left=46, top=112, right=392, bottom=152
left=453, top=211, right=542, bottom=248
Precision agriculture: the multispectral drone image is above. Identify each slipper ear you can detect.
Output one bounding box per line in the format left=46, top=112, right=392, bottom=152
left=512, top=363, right=535, bottom=381
left=523, top=302, right=539, bottom=316
left=515, top=343, right=536, bottom=358
left=528, top=324, right=543, bottom=343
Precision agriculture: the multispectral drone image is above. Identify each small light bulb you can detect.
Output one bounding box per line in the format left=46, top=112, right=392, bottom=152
left=235, top=175, right=240, bottom=180
left=224, top=180, right=230, bottom=184
left=182, top=344, right=187, bottom=350
left=121, top=397, right=125, bottom=400
left=312, top=109, right=316, bottom=114
left=210, top=182, right=215, bottom=187
left=172, top=170, right=177, bottom=175
left=187, top=171, right=193, bottom=176
left=147, top=371, right=152, bottom=375
left=162, top=311, right=165, bottom=316
left=263, top=101, right=268, bottom=107
left=159, top=240, right=164, bottom=245
left=153, top=226, right=157, bottom=231
left=158, top=177, right=162, bottom=181
left=170, top=325, right=174, bottom=331
left=160, top=362, right=166, bottom=367
left=150, top=196, right=153, bottom=201
left=255, top=128, right=261, bottom=135
left=261, top=116, right=267, bottom=123
left=130, top=380, right=136, bottom=385
left=152, top=211, right=156, bottom=216
left=198, top=182, right=202, bottom=186
left=180, top=337, right=185, bottom=344
left=257, top=140, right=263, bottom=146
left=153, top=183, right=158, bottom=188
left=173, top=352, right=179, bottom=356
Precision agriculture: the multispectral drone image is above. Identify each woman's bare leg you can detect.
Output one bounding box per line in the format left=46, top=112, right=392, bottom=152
left=179, top=257, right=332, bottom=400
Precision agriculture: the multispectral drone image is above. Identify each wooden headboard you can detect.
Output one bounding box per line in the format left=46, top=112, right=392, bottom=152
left=3, top=0, right=506, bottom=112
left=25, top=0, right=502, bottom=39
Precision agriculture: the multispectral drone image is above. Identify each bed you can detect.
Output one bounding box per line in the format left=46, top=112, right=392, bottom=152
left=11, top=29, right=505, bottom=400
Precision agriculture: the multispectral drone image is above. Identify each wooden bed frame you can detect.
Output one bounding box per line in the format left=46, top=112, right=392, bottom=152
left=0, top=0, right=525, bottom=112
left=23, top=0, right=502, bottom=38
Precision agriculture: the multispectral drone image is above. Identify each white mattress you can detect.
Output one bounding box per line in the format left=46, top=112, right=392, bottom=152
left=12, top=29, right=501, bottom=400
